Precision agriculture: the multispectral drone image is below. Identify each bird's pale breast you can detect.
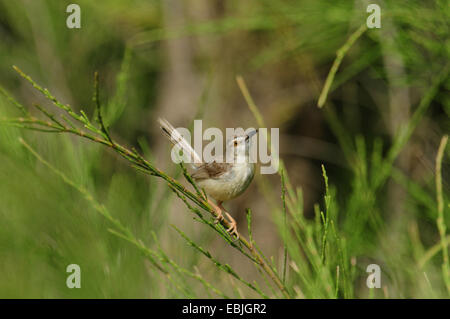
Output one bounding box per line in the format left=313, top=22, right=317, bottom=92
left=196, top=163, right=255, bottom=202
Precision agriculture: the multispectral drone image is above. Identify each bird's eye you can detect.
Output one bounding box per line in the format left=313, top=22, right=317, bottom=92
left=234, top=141, right=238, bottom=146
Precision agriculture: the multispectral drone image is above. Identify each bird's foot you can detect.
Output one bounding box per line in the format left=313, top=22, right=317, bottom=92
left=208, top=199, right=224, bottom=224
left=214, top=210, right=225, bottom=224
left=224, top=212, right=239, bottom=241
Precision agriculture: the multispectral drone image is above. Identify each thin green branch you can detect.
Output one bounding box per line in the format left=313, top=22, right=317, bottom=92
left=172, top=225, right=269, bottom=298
left=13, top=66, right=87, bottom=126
left=320, top=165, right=331, bottom=263
left=280, top=169, right=288, bottom=285
left=0, top=85, right=28, bottom=115
left=93, top=71, right=112, bottom=143
left=236, top=75, right=266, bottom=128
left=317, top=24, right=367, bottom=108
left=419, top=235, right=450, bottom=269
left=435, top=135, right=450, bottom=294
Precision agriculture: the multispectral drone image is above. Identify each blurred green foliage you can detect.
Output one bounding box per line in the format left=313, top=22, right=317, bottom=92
left=0, top=0, right=448, bottom=298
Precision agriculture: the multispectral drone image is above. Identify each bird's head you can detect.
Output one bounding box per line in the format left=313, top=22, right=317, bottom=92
left=226, top=129, right=258, bottom=161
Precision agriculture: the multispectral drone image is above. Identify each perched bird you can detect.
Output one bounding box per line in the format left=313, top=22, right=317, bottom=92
left=158, top=118, right=257, bottom=239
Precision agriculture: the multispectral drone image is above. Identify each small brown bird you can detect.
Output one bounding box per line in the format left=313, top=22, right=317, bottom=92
left=158, top=118, right=257, bottom=239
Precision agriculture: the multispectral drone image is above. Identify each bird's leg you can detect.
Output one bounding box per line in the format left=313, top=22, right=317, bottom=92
left=208, top=199, right=224, bottom=224
left=217, top=203, right=239, bottom=240
left=225, top=212, right=239, bottom=240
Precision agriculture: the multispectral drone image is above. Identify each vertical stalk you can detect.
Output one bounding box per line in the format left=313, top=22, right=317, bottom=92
left=435, top=135, right=450, bottom=294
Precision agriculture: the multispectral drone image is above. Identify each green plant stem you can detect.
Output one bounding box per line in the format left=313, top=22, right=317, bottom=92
left=317, top=24, right=367, bottom=108
left=435, top=135, right=450, bottom=294
left=419, top=235, right=450, bottom=269
left=281, top=169, right=288, bottom=285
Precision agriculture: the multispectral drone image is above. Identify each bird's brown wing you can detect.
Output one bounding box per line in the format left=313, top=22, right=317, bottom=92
left=191, top=161, right=231, bottom=180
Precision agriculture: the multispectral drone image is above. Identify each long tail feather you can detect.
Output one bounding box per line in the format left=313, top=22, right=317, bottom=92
left=158, top=118, right=202, bottom=165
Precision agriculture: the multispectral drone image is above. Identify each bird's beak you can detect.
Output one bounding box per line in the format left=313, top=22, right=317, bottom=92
left=247, top=129, right=258, bottom=139
left=247, top=129, right=258, bottom=138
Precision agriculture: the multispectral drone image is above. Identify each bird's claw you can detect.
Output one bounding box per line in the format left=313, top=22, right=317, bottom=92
left=209, top=199, right=224, bottom=224
left=214, top=210, right=224, bottom=224
left=225, top=212, right=239, bottom=241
